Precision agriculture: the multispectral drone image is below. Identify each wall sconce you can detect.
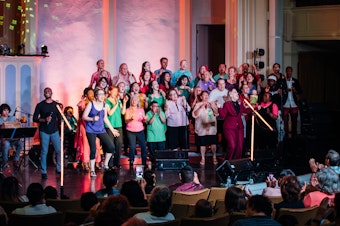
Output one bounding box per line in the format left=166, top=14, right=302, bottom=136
left=0, top=44, right=10, bottom=55
left=41, top=45, right=48, bottom=54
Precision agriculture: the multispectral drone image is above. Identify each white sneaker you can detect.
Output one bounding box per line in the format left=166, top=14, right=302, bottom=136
left=90, top=171, right=96, bottom=177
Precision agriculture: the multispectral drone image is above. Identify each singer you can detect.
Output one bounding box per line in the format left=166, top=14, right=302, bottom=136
left=33, top=87, right=62, bottom=180
left=218, top=88, right=251, bottom=160
left=0, top=104, right=23, bottom=169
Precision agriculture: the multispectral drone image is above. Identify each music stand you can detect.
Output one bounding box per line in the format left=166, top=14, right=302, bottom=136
left=0, top=127, right=38, bottom=170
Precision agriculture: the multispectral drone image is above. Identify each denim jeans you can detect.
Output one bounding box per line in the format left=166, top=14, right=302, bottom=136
left=40, top=131, right=61, bottom=174
left=1, top=139, right=23, bottom=162
left=127, top=130, right=147, bottom=165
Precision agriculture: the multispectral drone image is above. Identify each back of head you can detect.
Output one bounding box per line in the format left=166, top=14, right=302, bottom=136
left=280, top=175, right=302, bottom=202
left=26, top=183, right=44, bottom=206
left=247, top=195, right=273, bottom=217
left=103, top=170, right=118, bottom=190
left=150, top=186, right=172, bottom=217
left=0, top=176, right=20, bottom=201
left=81, top=192, right=98, bottom=211
left=194, top=199, right=214, bottom=218
left=326, top=149, right=340, bottom=166
left=95, top=195, right=131, bottom=226
left=224, top=186, right=246, bottom=213
left=316, top=167, right=340, bottom=194
left=120, top=180, right=146, bottom=207
left=44, top=186, right=58, bottom=199
left=180, top=165, right=194, bottom=183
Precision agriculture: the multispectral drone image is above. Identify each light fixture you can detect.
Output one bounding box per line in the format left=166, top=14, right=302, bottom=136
left=253, top=48, right=265, bottom=69
left=41, top=45, right=48, bottom=54
left=0, top=44, right=10, bottom=55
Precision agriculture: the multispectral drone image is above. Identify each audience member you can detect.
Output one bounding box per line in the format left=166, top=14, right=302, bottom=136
left=12, top=183, right=56, bottom=215
left=310, top=192, right=340, bottom=226
left=0, top=176, right=28, bottom=202
left=122, top=217, right=147, bottom=226
left=120, top=180, right=148, bottom=207
left=224, top=186, right=247, bottom=214
left=303, top=167, right=340, bottom=207
left=309, top=149, right=340, bottom=174
left=81, top=192, right=99, bottom=211
left=134, top=186, right=175, bottom=223
left=262, top=169, right=296, bottom=197
left=233, top=195, right=281, bottom=226
left=143, top=170, right=156, bottom=194
left=44, top=185, right=58, bottom=200
left=274, top=175, right=304, bottom=211
left=96, top=169, right=120, bottom=197
left=194, top=199, right=214, bottom=218
left=94, top=195, right=131, bottom=226
left=169, top=165, right=204, bottom=192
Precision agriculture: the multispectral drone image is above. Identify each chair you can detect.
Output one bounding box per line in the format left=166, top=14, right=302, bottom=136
left=179, top=213, right=229, bottom=226
left=276, top=206, right=319, bottom=226
left=213, top=199, right=226, bottom=216
left=267, top=196, right=283, bottom=204
left=64, top=210, right=90, bottom=225
left=172, top=188, right=210, bottom=205
left=148, top=219, right=181, bottom=226
left=8, top=212, right=64, bottom=226
left=0, top=201, right=29, bottom=215
left=207, top=187, right=227, bottom=206
left=46, top=198, right=82, bottom=211
left=228, top=212, right=246, bottom=226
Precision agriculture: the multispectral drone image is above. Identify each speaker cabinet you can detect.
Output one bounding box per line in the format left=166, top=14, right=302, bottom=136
left=156, top=150, right=189, bottom=170
left=216, top=158, right=254, bottom=183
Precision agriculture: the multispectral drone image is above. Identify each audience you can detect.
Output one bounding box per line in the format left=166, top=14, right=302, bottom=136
left=94, top=195, right=131, bottom=226
left=122, top=217, right=147, bottom=226
left=169, top=165, right=204, bottom=192
left=233, top=195, right=281, bottom=226
left=224, top=186, right=247, bottom=214
left=12, top=183, right=56, bottom=215
left=44, top=185, right=58, bottom=200
left=134, top=186, right=175, bottom=223
left=120, top=180, right=148, bottom=207
left=0, top=176, right=28, bottom=202
left=262, top=169, right=296, bottom=197
left=96, top=169, right=120, bottom=197
left=143, top=170, right=156, bottom=194
left=194, top=199, right=214, bottom=218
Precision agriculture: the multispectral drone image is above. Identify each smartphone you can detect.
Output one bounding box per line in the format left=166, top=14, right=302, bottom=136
left=135, top=165, right=144, bottom=181
left=269, top=173, right=274, bottom=181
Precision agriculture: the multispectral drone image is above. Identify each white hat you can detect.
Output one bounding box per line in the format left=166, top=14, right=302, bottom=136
left=267, top=75, right=277, bottom=81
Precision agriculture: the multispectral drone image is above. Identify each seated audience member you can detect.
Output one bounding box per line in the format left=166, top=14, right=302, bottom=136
left=224, top=186, right=247, bottom=214
left=81, top=192, right=100, bottom=224
left=134, top=186, right=175, bottom=223
left=144, top=170, right=156, bottom=194
left=309, top=149, right=340, bottom=174
left=310, top=192, right=340, bottom=226
left=95, top=195, right=131, bottom=226
left=303, top=167, right=340, bottom=208
left=0, top=176, right=28, bottom=202
left=96, top=170, right=120, bottom=197
left=169, top=165, right=204, bottom=192
left=122, top=217, right=147, bottom=226
left=274, top=175, right=304, bottom=211
left=120, top=180, right=148, bottom=207
left=233, top=195, right=281, bottom=226
left=262, top=169, right=296, bottom=197
left=44, top=186, right=58, bottom=200
left=194, top=199, right=214, bottom=218
left=12, top=183, right=56, bottom=215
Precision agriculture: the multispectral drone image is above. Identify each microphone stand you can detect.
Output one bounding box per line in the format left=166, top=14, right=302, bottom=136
left=56, top=104, right=72, bottom=199
left=243, top=99, right=273, bottom=161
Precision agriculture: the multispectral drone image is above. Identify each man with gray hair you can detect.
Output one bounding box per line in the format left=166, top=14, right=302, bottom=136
left=309, top=149, right=340, bottom=174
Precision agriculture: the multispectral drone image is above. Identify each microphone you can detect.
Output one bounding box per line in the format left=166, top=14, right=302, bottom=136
left=47, top=112, right=53, bottom=125
left=13, top=107, right=18, bottom=116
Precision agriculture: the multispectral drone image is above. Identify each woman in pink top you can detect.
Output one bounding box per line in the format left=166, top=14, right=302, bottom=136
left=303, top=167, right=339, bottom=207
left=125, top=96, right=147, bottom=166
